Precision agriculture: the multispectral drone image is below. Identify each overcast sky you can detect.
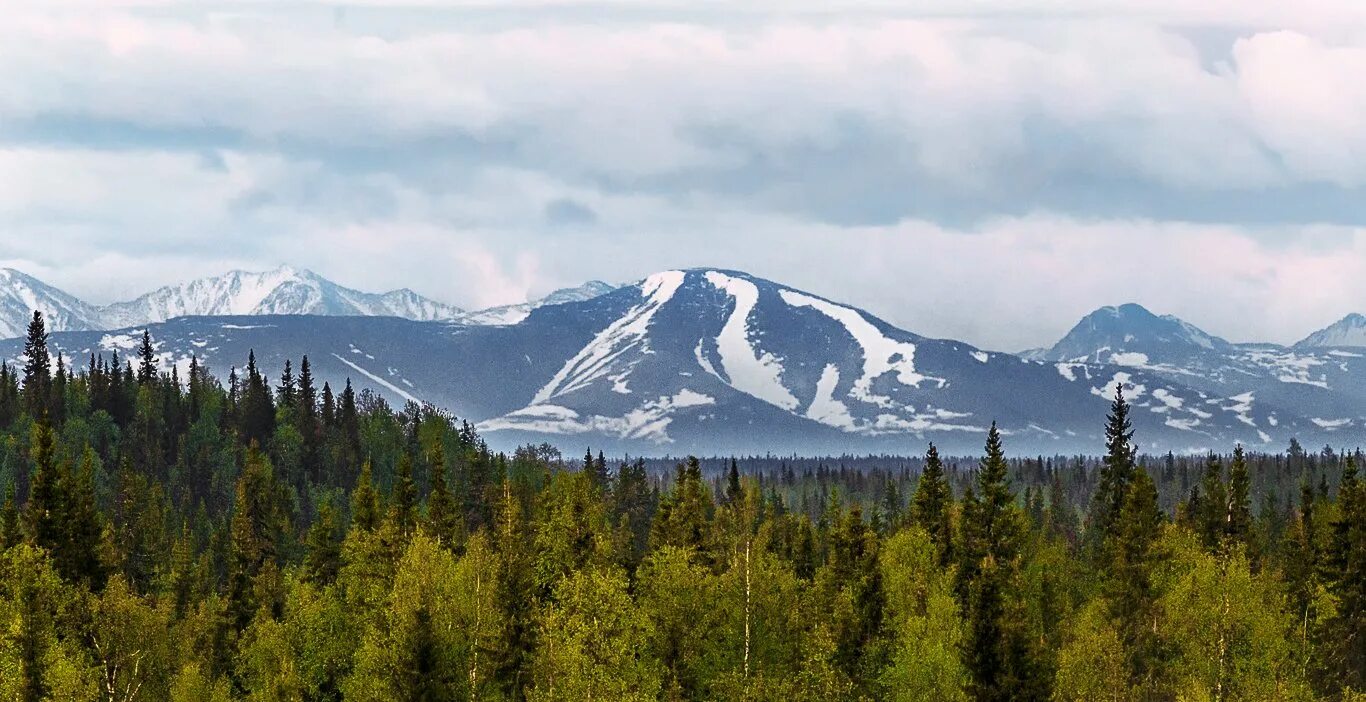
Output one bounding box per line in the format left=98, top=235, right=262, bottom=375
left=3, top=1, right=1366, bottom=351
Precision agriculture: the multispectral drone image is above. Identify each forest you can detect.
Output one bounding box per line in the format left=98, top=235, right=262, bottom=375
left=0, top=309, right=1363, bottom=702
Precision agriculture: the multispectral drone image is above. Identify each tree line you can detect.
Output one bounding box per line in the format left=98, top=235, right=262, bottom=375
left=0, top=310, right=1363, bottom=701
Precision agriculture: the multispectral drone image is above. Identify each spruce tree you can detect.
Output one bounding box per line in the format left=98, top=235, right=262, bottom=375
left=427, top=442, right=461, bottom=546
left=1107, top=469, right=1165, bottom=691
left=296, top=356, right=321, bottom=484
left=351, top=459, right=382, bottom=532
left=912, top=442, right=953, bottom=565
left=227, top=446, right=288, bottom=631
left=24, top=421, right=65, bottom=558
left=0, top=480, right=19, bottom=549
left=137, top=330, right=157, bottom=385
left=1088, top=383, right=1135, bottom=561
left=21, top=310, right=51, bottom=419
left=320, top=381, right=336, bottom=428
left=62, top=448, right=107, bottom=590
left=390, top=452, right=418, bottom=538
left=958, top=423, right=1033, bottom=702
left=1198, top=454, right=1228, bottom=551
left=726, top=457, right=742, bottom=505
left=1227, top=444, right=1252, bottom=549
left=304, top=500, right=342, bottom=585
left=1324, top=456, right=1366, bottom=689
left=276, top=359, right=296, bottom=410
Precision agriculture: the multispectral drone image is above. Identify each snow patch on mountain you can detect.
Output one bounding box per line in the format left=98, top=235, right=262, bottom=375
left=332, top=353, right=420, bottom=404
left=806, top=364, right=856, bottom=429
left=779, top=288, right=942, bottom=407
left=533, top=271, right=684, bottom=404
left=706, top=272, right=799, bottom=411
left=480, top=389, right=715, bottom=443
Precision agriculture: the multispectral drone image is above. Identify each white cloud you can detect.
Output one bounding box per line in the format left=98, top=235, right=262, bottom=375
left=2, top=2, right=1366, bottom=350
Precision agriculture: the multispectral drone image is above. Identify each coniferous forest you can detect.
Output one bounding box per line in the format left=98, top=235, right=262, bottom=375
left=1, top=309, right=1364, bottom=702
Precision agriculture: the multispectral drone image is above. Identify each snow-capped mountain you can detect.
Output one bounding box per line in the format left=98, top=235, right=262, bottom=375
left=98, top=266, right=465, bottom=327
left=1296, top=313, right=1366, bottom=349
left=7, top=269, right=1348, bottom=455
left=0, top=267, right=628, bottom=340
left=1026, top=303, right=1366, bottom=440
left=1026, top=303, right=1232, bottom=366
left=452, top=281, right=617, bottom=326
left=0, top=268, right=104, bottom=338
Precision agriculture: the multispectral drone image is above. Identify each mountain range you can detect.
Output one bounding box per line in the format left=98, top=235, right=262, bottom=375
left=0, top=265, right=616, bottom=337
left=3, top=266, right=1365, bottom=455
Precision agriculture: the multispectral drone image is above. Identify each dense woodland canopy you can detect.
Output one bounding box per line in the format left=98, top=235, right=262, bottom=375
left=0, top=309, right=1364, bottom=701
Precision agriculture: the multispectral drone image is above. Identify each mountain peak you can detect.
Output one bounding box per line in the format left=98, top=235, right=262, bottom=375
left=1041, top=303, right=1229, bottom=364
left=1296, top=312, right=1366, bottom=348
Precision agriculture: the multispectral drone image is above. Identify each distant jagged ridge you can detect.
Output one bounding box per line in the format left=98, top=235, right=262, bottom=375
left=0, top=265, right=617, bottom=338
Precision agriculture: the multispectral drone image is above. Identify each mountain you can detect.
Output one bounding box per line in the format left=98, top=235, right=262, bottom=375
left=1028, top=303, right=1233, bottom=366
left=452, top=281, right=617, bottom=325
left=98, top=266, right=465, bottom=327
left=0, top=267, right=629, bottom=340
left=1028, top=303, right=1366, bottom=440
left=6, top=269, right=1342, bottom=456
left=0, top=268, right=104, bottom=338
left=1296, top=313, right=1366, bottom=349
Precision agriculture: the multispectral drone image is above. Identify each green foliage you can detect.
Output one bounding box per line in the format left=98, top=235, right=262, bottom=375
left=529, top=566, right=662, bottom=702
left=879, top=527, right=969, bottom=701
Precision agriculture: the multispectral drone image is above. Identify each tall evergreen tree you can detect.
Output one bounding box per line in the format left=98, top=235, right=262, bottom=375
left=351, top=458, right=382, bottom=532
left=0, top=480, right=19, bottom=549
left=227, top=446, right=287, bottom=631
left=304, top=500, right=342, bottom=586
left=1088, top=383, right=1135, bottom=561
left=1227, top=444, right=1252, bottom=549
left=427, top=442, right=461, bottom=547
left=1198, top=454, right=1228, bottom=551
left=912, top=443, right=954, bottom=566
left=390, top=452, right=418, bottom=538
left=726, top=457, right=742, bottom=505
left=24, top=421, right=64, bottom=559
left=1107, top=468, right=1165, bottom=692
left=958, top=423, right=1038, bottom=702
left=1324, top=457, right=1366, bottom=689
left=296, top=356, right=322, bottom=484
left=21, top=311, right=51, bottom=419
left=137, top=330, right=157, bottom=385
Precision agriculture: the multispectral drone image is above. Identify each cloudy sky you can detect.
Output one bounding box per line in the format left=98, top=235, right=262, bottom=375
left=3, top=0, right=1366, bottom=351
